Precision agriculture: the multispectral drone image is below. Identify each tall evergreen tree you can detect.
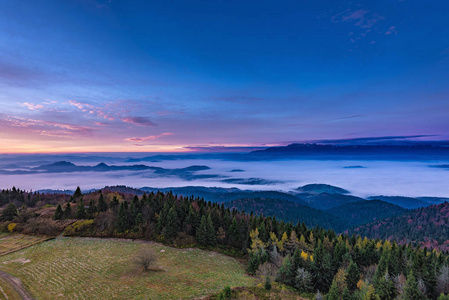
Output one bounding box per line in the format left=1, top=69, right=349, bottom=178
left=164, top=206, right=179, bottom=239
left=73, top=186, right=82, bottom=199
left=116, top=201, right=129, bottom=233
left=54, top=204, right=63, bottom=220
left=346, top=260, right=360, bottom=292
left=76, top=198, right=86, bottom=219
left=64, top=202, right=72, bottom=219
left=98, top=193, right=108, bottom=212
left=404, top=272, right=424, bottom=300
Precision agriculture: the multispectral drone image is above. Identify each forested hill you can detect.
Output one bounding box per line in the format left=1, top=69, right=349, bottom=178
left=223, top=198, right=345, bottom=232
left=1, top=187, right=449, bottom=299
left=326, top=200, right=407, bottom=228
left=348, top=202, right=449, bottom=251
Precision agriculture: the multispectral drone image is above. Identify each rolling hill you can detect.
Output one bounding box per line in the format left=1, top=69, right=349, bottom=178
left=326, top=200, right=407, bottom=228
left=223, top=197, right=346, bottom=231
left=348, top=202, right=449, bottom=250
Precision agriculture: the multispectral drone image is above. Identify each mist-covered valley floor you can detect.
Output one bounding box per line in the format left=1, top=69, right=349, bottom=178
left=1, top=153, right=449, bottom=199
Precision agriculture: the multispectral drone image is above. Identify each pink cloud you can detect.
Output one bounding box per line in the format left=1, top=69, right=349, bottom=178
left=22, top=102, right=44, bottom=110
left=2, top=115, right=93, bottom=137
left=124, top=132, right=173, bottom=142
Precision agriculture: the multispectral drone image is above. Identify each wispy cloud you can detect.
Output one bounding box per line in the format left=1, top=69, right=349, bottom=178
left=124, top=132, right=173, bottom=142
left=21, top=102, right=44, bottom=110
left=1, top=115, right=93, bottom=138
left=333, top=9, right=384, bottom=29
left=121, top=116, right=156, bottom=127
left=385, top=26, right=398, bottom=35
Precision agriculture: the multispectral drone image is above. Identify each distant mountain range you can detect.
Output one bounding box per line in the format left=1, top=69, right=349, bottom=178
left=250, top=143, right=449, bottom=159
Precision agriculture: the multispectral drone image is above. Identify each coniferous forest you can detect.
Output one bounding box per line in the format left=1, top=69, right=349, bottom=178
left=1, top=187, right=449, bottom=299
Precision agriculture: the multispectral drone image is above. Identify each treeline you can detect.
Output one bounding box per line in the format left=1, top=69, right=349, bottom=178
left=0, top=187, right=70, bottom=208
left=2, top=187, right=449, bottom=299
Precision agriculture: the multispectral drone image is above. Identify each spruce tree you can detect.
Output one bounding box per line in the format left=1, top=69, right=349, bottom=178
left=164, top=207, right=179, bottom=239
left=404, top=272, right=424, bottom=300
left=327, top=279, right=340, bottom=300
left=98, top=193, right=108, bottom=212
left=64, top=202, right=72, bottom=219
left=54, top=204, right=63, bottom=220
left=276, top=255, right=294, bottom=285
left=87, top=199, right=97, bottom=219
left=76, top=198, right=86, bottom=219
left=73, top=186, right=82, bottom=199
left=116, top=201, right=129, bottom=233
left=347, top=260, right=360, bottom=291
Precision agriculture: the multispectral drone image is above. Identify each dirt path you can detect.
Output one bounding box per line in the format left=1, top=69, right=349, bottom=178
left=0, top=270, right=33, bottom=300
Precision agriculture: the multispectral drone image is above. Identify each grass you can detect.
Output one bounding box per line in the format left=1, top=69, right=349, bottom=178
left=0, top=276, right=22, bottom=300
left=0, top=234, right=50, bottom=256
left=0, top=237, right=255, bottom=299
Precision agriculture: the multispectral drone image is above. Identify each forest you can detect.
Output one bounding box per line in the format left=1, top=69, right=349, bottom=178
left=1, top=187, right=449, bottom=299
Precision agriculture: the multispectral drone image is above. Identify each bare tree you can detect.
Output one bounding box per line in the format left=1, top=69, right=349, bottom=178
left=438, top=265, right=449, bottom=295
left=133, top=248, right=157, bottom=271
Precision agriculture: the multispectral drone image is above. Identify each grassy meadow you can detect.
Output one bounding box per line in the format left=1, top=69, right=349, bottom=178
left=0, top=234, right=49, bottom=256
left=0, top=237, right=255, bottom=299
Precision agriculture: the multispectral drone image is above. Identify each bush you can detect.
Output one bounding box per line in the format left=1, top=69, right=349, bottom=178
left=133, top=247, right=157, bottom=271
left=22, top=218, right=61, bottom=236
left=7, top=223, right=17, bottom=232
left=64, top=220, right=95, bottom=236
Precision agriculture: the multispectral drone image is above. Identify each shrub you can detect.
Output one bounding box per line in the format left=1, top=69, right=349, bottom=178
left=7, top=222, right=17, bottom=233
left=133, top=248, right=157, bottom=271
left=64, top=220, right=95, bottom=236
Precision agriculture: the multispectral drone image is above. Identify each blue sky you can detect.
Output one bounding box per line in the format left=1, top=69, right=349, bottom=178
left=0, top=0, right=448, bottom=152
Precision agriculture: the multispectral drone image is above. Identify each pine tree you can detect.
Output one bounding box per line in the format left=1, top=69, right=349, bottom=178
left=404, top=272, right=424, bottom=300
left=276, top=255, right=294, bottom=285
left=98, top=193, right=108, bottom=212
left=64, top=202, right=72, bottom=219
left=327, top=280, right=340, bottom=300
left=246, top=252, right=260, bottom=275
left=87, top=199, right=97, bottom=219
left=164, top=207, right=179, bottom=239
left=73, top=186, right=82, bottom=199
left=54, top=204, right=63, bottom=220
left=228, top=217, right=240, bottom=247
left=295, top=268, right=313, bottom=292
left=196, top=214, right=216, bottom=247
left=76, top=198, right=86, bottom=219
left=206, top=214, right=216, bottom=246
left=116, top=201, right=129, bottom=233
left=376, top=271, right=396, bottom=300
left=342, top=287, right=351, bottom=300
left=347, top=260, right=360, bottom=292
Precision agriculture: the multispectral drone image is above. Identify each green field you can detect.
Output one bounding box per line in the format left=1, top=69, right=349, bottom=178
left=0, top=234, right=49, bottom=256
left=0, top=237, right=255, bottom=299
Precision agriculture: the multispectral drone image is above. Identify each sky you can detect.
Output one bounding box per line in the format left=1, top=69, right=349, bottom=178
left=0, top=0, right=448, bottom=153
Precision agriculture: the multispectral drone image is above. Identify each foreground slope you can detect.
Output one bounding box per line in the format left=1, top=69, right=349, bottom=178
left=0, top=237, right=254, bottom=299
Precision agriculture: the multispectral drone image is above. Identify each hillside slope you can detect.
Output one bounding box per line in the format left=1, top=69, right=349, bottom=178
left=224, top=197, right=345, bottom=231
left=326, top=200, right=407, bottom=228
left=348, top=202, right=449, bottom=250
